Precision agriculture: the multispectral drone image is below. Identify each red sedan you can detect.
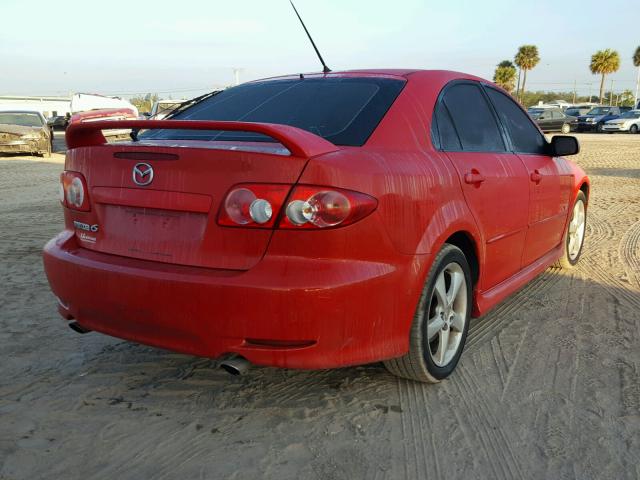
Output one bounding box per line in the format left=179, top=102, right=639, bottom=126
left=43, top=70, right=589, bottom=382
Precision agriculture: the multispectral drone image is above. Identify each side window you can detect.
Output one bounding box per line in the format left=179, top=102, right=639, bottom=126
left=441, top=83, right=506, bottom=152
left=485, top=88, right=546, bottom=154
left=434, top=102, right=462, bottom=150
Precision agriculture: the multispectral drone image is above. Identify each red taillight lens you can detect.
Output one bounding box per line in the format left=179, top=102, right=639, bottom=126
left=60, top=171, right=90, bottom=211
left=218, top=184, right=377, bottom=229
left=218, top=184, right=291, bottom=228
left=279, top=186, right=377, bottom=229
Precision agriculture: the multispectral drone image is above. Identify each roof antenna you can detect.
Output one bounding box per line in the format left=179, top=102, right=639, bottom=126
left=289, top=1, right=331, bottom=74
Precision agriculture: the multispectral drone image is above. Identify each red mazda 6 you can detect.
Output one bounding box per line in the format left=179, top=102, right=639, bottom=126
left=43, top=70, right=589, bottom=382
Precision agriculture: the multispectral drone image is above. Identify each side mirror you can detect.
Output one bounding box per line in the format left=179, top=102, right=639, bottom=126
left=549, top=135, right=579, bottom=156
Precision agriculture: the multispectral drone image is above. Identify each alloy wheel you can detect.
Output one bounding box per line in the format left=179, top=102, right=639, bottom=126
left=568, top=199, right=586, bottom=260
left=426, top=263, right=468, bottom=367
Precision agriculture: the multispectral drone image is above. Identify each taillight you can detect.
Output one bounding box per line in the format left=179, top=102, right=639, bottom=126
left=280, top=186, right=377, bottom=229
left=60, top=171, right=90, bottom=211
left=218, top=184, right=290, bottom=228
left=218, top=184, right=377, bottom=229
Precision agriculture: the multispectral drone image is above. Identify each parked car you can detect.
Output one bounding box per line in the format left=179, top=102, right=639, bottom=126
left=70, top=108, right=138, bottom=141
left=575, top=106, right=632, bottom=132
left=47, top=115, right=68, bottom=131
left=0, top=110, right=52, bottom=156
left=546, top=100, right=571, bottom=110
left=602, top=110, right=640, bottom=133
left=44, top=70, right=589, bottom=383
left=527, top=107, right=577, bottom=133
left=564, top=105, right=593, bottom=117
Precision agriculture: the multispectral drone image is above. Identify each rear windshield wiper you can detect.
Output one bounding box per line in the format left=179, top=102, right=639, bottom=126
left=130, top=90, right=223, bottom=142
left=164, top=90, right=222, bottom=119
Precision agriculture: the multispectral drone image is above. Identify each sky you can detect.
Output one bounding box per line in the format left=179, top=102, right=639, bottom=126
left=1, top=0, right=638, bottom=99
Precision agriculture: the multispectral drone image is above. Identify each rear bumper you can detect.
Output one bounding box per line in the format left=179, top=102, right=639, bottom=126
left=43, top=231, right=423, bottom=369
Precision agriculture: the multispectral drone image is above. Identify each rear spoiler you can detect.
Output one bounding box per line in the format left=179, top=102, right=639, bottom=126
left=65, top=120, right=338, bottom=158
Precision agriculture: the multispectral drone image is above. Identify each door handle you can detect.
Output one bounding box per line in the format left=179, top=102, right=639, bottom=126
left=530, top=170, right=542, bottom=183
left=464, top=171, right=485, bottom=185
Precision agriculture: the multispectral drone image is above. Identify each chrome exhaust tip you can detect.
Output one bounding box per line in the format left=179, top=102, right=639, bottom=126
left=219, top=355, right=250, bottom=376
left=68, top=321, right=92, bottom=334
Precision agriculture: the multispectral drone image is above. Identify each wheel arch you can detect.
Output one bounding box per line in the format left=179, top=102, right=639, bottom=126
left=579, top=181, right=589, bottom=203
left=444, top=231, right=480, bottom=287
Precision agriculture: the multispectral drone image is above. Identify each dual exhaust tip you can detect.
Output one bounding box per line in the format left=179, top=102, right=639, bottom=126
left=68, top=322, right=250, bottom=376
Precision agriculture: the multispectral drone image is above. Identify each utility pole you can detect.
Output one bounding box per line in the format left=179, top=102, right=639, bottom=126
left=635, top=66, right=640, bottom=109
left=232, top=68, right=243, bottom=86
left=572, top=80, right=576, bottom=104
left=609, top=79, right=614, bottom=105
left=516, top=68, right=521, bottom=102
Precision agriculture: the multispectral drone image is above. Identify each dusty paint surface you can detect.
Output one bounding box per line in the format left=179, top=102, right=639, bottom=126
left=1, top=133, right=639, bottom=479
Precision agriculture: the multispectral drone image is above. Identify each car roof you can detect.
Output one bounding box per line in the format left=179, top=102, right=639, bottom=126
left=250, top=69, right=486, bottom=85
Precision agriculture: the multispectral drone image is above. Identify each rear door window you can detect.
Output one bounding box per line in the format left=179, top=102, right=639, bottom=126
left=485, top=87, right=546, bottom=154
left=439, top=83, right=506, bottom=152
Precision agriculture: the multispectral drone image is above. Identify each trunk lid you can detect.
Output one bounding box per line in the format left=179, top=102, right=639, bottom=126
left=64, top=120, right=338, bottom=270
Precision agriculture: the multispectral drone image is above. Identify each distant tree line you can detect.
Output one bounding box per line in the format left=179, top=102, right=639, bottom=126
left=493, top=44, right=640, bottom=107
left=129, top=93, right=161, bottom=114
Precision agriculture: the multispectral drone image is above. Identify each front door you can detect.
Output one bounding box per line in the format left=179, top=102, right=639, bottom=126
left=518, top=154, right=573, bottom=265
left=483, top=86, right=573, bottom=267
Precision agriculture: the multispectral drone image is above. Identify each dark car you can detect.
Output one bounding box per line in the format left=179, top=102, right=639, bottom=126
left=47, top=115, right=68, bottom=131
left=0, top=110, right=52, bottom=156
left=575, top=106, right=632, bottom=132
left=527, top=107, right=577, bottom=133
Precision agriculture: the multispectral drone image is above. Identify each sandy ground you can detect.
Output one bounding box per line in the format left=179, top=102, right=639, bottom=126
left=0, top=133, right=639, bottom=480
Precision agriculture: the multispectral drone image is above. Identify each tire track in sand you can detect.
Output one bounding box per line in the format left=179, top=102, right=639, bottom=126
left=619, top=220, right=640, bottom=288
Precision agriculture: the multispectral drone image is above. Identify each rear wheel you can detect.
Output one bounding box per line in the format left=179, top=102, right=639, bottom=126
left=631, top=125, right=638, bottom=134
left=561, top=123, right=571, bottom=134
left=555, top=191, right=587, bottom=269
left=384, top=244, right=472, bottom=383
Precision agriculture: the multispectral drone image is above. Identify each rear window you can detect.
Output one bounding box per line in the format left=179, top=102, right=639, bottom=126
left=140, top=77, right=405, bottom=147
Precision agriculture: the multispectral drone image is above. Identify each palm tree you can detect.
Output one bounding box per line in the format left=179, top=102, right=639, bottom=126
left=514, top=45, right=540, bottom=102
left=590, top=49, right=620, bottom=104
left=493, top=60, right=517, bottom=93
left=633, top=46, right=640, bottom=108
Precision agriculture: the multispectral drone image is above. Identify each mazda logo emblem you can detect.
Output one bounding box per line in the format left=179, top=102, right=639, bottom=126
left=132, top=163, right=154, bottom=186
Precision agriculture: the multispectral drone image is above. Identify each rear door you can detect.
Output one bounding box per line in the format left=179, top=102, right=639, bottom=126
left=484, top=87, right=573, bottom=266
left=551, top=110, right=564, bottom=131
left=433, top=81, right=530, bottom=291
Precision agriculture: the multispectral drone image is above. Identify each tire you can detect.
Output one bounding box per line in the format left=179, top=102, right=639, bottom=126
left=561, top=123, right=571, bottom=134
left=596, top=122, right=604, bottom=133
left=554, top=191, right=587, bottom=269
left=384, top=244, right=472, bottom=383
left=45, top=143, right=51, bottom=158
left=631, top=125, right=638, bottom=134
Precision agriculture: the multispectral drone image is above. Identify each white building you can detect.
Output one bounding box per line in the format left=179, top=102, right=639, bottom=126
left=0, top=95, right=71, bottom=118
